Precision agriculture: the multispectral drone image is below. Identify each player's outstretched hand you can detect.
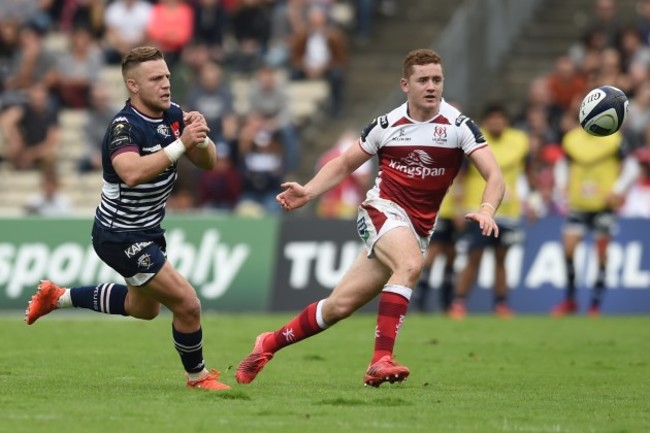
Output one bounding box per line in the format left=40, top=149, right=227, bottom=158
left=277, top=182, right=311, bottom=211
left=465, top=211, right=499, bottom=238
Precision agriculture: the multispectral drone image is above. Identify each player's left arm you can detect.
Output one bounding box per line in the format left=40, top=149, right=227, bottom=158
left=467, top=146, right=505, bottom=237
left=182, top=110, right=217, bottom=170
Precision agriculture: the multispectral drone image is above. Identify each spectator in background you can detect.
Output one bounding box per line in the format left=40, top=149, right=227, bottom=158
left=315, top=129, right=372, bottom=219
left=184, top=61, right=238, bottom=146
left=237, top=114, right=285, bottom=215
left=248, top=63, right=301, bottom=172
left=450, top=104, right=530, bottom=319
left=616, top=142, right=650, bottom=218
left=2, top=21, right=58, bottom=108
left=78, top=83, right=118, bottom=173
left=0, top=84, right=60, bottom=170
left=414, top=180, right=465, bottom=313
left=56, top=25, right=104, bottom=109
left=266, top=0, right=309, bottom=67
left=593, top=47, right=633, bottom=95
left=147, top=0, right=194, bottom=66
left=291, top=5, right=348, bottom=117
left=547, top=55, right=587, bottom=115
left=0, top=0, right=54, bottom=32
left=189, top=0, right=228, bottom=63
left=0, top=20, right=20, bottom=99
left=637, top=0, right=650, bottom=45
left=230, top=0, right=272, bottom=73
left=550, top=109, right=623, bottom=317
left=23, top=166, right=73, bottom=216
left=619, top=26, right=650, bottom=73
left=621, top=80, right=650, bottom=153
left=569, top=28, right=607, bottom=75
left=103, top=0, right=152, bottom=64
left=586, top=0, right=622, bottom=48
left=58, top=0, right=105, bottom=38
left=198, top=141, right=242, bottom=211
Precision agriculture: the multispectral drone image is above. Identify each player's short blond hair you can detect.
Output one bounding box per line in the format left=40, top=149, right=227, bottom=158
left=121, top=46, right=164, bottom=78
left=402, top=49, right=443, bottom=78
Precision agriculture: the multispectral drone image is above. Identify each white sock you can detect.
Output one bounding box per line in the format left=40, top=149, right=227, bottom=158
left=187, top=368, right=209, bottom=382
left=56, top=289, right=73, bottom=308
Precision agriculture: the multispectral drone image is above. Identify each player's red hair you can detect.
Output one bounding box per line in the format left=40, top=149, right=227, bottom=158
left=402, top=49, right=443, bottom=78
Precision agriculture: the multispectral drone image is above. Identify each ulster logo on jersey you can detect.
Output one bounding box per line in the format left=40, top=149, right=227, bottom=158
left=389, top=150, right=446, bottom=179
left=157, top=124, right=171, bottom=138
left=433, top=126, right=448, bottom=143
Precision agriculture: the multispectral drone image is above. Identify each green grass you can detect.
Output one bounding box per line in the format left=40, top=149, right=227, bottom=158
left=1, top=313, right=649, bottom=433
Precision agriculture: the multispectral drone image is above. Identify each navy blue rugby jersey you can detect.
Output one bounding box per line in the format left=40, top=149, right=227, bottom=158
left=95, top=100, right=185, bottom=231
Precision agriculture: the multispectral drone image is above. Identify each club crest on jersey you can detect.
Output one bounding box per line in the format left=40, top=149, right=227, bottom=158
left=433, top=126, right=448, bottom=143
left=137, top=253, right=153, bottom=270
left=157, top=124, right=171, bottom=138
left=389, top=149, right=446, bottom=179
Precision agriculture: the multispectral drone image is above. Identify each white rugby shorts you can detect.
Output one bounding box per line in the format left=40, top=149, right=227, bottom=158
left=356, top=198, right=430, bottom=257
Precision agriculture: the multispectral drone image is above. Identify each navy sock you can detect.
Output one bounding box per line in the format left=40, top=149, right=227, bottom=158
left=70, top=283, right=128, bottom=315
left=172, top=326, right=206, bottom=373
left=565, top=257, right=576, bottom=301
left=592, top=264, right=607, bottom=307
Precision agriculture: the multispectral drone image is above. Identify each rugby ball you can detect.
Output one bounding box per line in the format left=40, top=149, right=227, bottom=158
left=579, top=85, right=628, bottom=137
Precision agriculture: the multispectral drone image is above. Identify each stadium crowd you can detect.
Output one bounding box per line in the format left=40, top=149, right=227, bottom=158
left=0, top=0, right=649, bottom=220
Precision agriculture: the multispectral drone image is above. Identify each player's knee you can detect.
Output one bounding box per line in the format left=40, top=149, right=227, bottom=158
left=175, top=296, right=202, bottom=321
left=394, top=256, right=424, bottom=284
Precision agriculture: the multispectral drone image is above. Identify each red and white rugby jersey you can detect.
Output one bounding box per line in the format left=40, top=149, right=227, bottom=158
left=358, top=99, right=487, bottom=237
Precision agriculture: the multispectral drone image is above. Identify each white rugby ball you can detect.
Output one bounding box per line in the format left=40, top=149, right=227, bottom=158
left=579, top=85, right=628, bottom=137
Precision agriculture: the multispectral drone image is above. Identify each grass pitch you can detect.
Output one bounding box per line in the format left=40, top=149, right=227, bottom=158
left=1, top=313, right=648, bottom=433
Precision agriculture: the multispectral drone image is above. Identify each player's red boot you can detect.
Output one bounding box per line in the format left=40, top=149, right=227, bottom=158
left=587, top=304, right=601, bottom=317
left=494, top=302, right=514, bottom=319
left=363, top=355, right=410, bottom=387
left=448, top=300, right=467, bottom=320
left=235, top=332, right=274, bottom=384
left=186, top=369, right=231, bottom=390
left=25, top=280, right=66, bottom=325
left=550, top=299, right=578, bottom=317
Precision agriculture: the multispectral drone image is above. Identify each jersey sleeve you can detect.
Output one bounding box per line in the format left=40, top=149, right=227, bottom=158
left=107, top=117, right=141, bottom=159
left=358, top=115, right=387, bottom=155
left=455, top=114, right=487, bottom=155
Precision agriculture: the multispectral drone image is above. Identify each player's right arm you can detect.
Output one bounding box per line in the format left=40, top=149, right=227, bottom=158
left=111, top=119, right=208, bottom=187
left=277, top=141, right=371, bottom=211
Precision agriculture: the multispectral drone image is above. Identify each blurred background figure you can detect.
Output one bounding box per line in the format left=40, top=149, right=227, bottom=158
left=236, top=114, right=285, bottom=215
left=77, top=83, right=117, bottom=173
left=146, top=0, right=194, bottom=67
left=290, top=5, right=348, bottom=117
left=184, top=61, right=238, bottom=147
left=413, top=181, right=465, bottom=313
left=450, top=104, right=530, bottom=320
left=1, top=20, right=58, bottom=109
left=550, top=108, right=623, bottom=317
left=314, top=129, right=372, bottom=219
left=55, top=25, right=104, bottom=109
left=248, top=63, right=301, bottom=172
left=0, top=83, right=60, bottom=170
left=102, top=0, right=152, bottom=64
left=229, top=0, right=272, bottom=73
left=189, top=0, right=228, bottom=64
left=198, top=141, right=242, bottom=211
left=23, top=166, right=73, bottom=216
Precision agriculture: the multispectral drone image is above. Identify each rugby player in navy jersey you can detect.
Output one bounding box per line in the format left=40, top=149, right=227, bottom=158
left=25, top=46, right=230, bottom=391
